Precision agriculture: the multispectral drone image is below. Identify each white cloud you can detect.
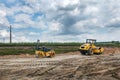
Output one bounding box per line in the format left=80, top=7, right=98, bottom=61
left=0, top=0, right=120, bottom=42
left=13, top=36, right=30, bottom=42
left=56, top=0, right=79, bottom=7
left=0, top=30, right=9, bottom=37
left=21, top=6, right=34, bottom=14
left=29, top=32, right=40, bottom=36
left=70, top=8, right=80, bottom=16
left=0, top=10, right=6, bottom=17
left=0, top=9, right=9, bottom=27
left=84, top=6, right=99, bottom=15
left=110, top=17, right=120, bottom=23
left=14, top=14, right=31, bottom=22
left=49, top=21, right=62, bottom=31
left=12, top=23, right=27, bottom=28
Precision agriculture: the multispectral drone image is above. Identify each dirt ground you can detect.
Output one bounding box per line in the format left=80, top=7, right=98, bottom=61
left=0, top=47, right=120, bottom=80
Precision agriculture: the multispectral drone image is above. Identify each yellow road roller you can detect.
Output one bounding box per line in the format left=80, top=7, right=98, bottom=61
left=35, top=40, right=55, bottom=58
left=79, top=39, right=104, bottom=55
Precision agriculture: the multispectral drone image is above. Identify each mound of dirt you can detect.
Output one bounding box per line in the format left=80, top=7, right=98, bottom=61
left=103, top=47, right=120, bottom=55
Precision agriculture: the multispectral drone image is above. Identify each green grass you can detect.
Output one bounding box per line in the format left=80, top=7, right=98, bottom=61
left=0, top=46, right=78, bottom=55
left=0, top=42, right=120, bottom=55
left=0, top=48, right=34, bottom=55
left=0, top=42, right=119, bottom=47
left=0, top=42, right=82, bottom=47
left=0, top=46, right=79, bottom=55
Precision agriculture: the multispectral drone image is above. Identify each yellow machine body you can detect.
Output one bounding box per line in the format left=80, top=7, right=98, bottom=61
left=79, top=39, right=104, bottom=55
left=35, top=49, right=55, bottom=58
left=35, top=40, right=55, bottom=58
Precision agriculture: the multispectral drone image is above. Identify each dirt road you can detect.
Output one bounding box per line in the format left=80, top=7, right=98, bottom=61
left=0, top=53, right=80, bottom=70
left=0, top=51, right=120, bottom=80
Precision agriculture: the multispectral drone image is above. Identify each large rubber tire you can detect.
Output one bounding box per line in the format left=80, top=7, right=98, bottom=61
left=35, top=54, right=39, bottom=58
left=99, top=52, right=102, bottom=55
left=88, top=48, right=93, bottom=55
left=52, top=53, right=55, bottom=57
left=48, top=52, right=55, bottom=58
left=80, top=51, right=86, bottom=55
left=35, top=54, right=43, bottom=58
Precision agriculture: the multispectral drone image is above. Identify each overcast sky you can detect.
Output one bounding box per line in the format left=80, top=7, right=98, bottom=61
left=0, top=0, right=120, bottom=42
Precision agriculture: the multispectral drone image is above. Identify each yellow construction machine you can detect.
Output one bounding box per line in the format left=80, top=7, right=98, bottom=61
left=79, top=39, right=104, bottom=55
left=35, top=40, right=55, bottom=58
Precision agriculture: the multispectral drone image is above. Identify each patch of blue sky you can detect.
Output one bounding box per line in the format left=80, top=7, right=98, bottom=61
left=31, top=12, right=44, bottom=21
left=97, top=28, right=107, bottom=34
left=6, top=16, right=15, bottom=24
left=0, top=0, right=17, bottom=8
left=0, top=0, right=30, bottom=8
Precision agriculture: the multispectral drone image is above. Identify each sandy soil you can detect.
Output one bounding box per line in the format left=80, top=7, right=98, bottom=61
left=0, top=47, right=120, bottom=80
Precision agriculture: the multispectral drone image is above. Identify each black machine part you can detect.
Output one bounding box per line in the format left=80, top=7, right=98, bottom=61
left=35, top=40, right=51, bottom=52
left=36, top=40, right=40, bottom=50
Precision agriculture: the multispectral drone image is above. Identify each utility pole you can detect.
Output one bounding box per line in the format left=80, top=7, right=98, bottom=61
left=10, top=25, right=12, bottom=44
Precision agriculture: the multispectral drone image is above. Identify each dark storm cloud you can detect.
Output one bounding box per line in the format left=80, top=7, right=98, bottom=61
left=57, top=15, right=89, bottom=35
left=0, top=24, right=8, bottom=30
left=51, top=0, right=120, bottom=36
left=57, top=4, right=76, bottom=11
left=106, top=22, right=120, bottom=28
left=53, top=2, right=95, bottom=35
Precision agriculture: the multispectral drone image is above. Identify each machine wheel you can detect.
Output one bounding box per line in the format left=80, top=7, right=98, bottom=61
left=49, top=52, right=55, bottom=58
left=47, top=56, right=51, bottom=58
left=88, top=48, right=93, bottom=55
left=35, top=54, right=42, bottom=58
left=52, top=53, right=55, bottom=57
left=80, top=51, right=86, bottom=55
left=99, top=52, right=102, bottom=55
left=35, top=54, right=39, bottom=58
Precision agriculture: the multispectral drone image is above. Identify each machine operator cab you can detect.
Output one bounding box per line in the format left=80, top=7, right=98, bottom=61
left=86, top=39, right=96, bottom=47
left=86, top=39, right=96, bottom=44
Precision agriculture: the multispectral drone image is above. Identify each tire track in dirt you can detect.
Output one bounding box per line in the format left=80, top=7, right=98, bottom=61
left=0, top=54, right=81, bottom=70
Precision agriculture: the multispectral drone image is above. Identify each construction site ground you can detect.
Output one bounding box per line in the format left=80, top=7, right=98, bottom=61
left=0, top=47, right=120, bottom=80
